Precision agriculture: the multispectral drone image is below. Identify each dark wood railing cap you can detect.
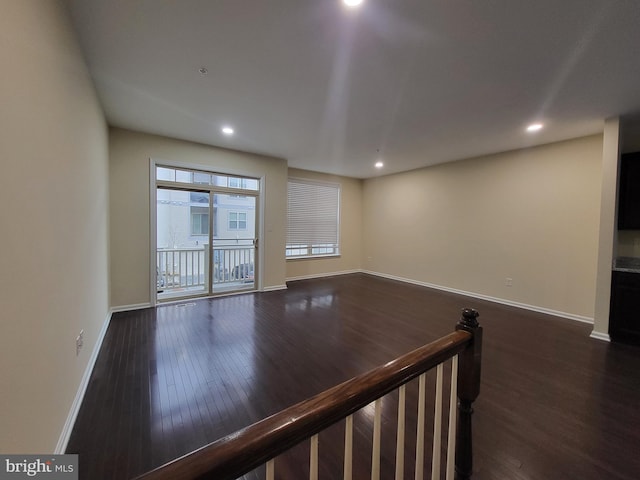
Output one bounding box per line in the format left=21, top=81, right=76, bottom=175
left=457, top=308, right=479, bottom=331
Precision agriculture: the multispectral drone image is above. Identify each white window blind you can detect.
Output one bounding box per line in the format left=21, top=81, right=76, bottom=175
left=286, top=178, right=340, bottom=258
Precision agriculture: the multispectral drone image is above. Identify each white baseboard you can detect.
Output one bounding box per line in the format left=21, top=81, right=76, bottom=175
left=286, top=269, right=362, bottom=283
left=362, top=270, right=595, bottom=325
left=262, top=284, right=288, bottom=292
left=110, top=302, right=152, bottom=313
left=589, top=331, right=611, bottom=342
left=55, top=308, right=113, bottom=454
left=55, top=269, right=597, bottom=453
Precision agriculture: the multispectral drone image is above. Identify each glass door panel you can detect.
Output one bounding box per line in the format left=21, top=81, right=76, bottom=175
left=212, top=193, right=257, bottom=293
left=156, top=187, right=210, bottom=300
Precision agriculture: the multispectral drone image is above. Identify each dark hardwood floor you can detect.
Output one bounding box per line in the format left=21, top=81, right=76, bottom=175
left=66, top=273, right=640, bottom=479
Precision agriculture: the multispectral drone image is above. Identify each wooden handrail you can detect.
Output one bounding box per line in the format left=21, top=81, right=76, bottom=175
left=135, top=325, right=475, bottom=480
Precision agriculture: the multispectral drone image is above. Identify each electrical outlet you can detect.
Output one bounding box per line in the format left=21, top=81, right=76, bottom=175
left=505, top=277, right=513, bottom=287
left=76, top=330, right=84, bottom=356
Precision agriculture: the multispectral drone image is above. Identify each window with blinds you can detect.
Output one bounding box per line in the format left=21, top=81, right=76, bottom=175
left=286, top=178, right=340, bottom=258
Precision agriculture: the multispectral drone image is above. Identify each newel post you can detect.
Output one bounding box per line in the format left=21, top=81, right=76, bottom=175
left=454, top=308, right=482, bottom=480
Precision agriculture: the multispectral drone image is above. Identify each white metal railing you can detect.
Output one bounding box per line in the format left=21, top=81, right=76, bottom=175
left=212, top=242, right=255, bottom=284
left=157, top=240, right=255, bottom=294
left=157, top=248, right=207, bottom=290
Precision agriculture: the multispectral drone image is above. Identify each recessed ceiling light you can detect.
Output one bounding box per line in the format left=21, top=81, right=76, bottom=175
left=375, top=161, right=384, bottom=168
left=198, top=67, right=208, bottom=75
left=526, top=123, right=543, bottom=132
left=222, top=126, right=234, bottom=136
left=343, top=0, right=364, bottom=7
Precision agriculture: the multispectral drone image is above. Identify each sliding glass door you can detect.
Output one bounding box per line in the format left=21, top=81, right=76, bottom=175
left=155, top=166, right=259, bottom=301
left=156, top=187, right=210, bottom=300
left=211, top=193, right=256, bottom=294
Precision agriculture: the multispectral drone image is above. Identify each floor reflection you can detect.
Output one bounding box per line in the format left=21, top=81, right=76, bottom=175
left=150, top=296, right=256, bottom=455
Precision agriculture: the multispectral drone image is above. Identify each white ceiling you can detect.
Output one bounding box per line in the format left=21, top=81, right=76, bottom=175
left=65, top=0, right=640, bottom=178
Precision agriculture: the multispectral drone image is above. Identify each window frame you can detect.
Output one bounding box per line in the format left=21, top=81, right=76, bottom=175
left=190, top=206, right=209, bottom=236
left=286, top=178, right=341, bottom=260
left=228, top=211, right=248, bottom=231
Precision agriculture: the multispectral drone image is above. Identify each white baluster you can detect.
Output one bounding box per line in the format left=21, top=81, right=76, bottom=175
left=372, top=398, right=382, bottom=480
left=174, top=251, right=178, bottom=287
left=431, top=363, right=444, bottom=480
left=414, top=373, right=426, bottom=480
left=344, top=415, right=353, bottom=480
left=182, top=251, right=186, bottom=286
left=169, top=251, right=174, bottom=286
left=178, top=251, right=183, bottom=287
left=395, top=385, right=406, bottom=480
left=445, top=355, right=458, bottom=480
left=163, top=251, right=168, bottom=288
left=266, top=459, right=274, bottom=480
left=310, top=434, right=319, bottom=480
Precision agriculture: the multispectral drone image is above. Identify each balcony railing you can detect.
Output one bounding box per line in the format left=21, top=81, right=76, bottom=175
left=157, top=239, right=255, bottom=296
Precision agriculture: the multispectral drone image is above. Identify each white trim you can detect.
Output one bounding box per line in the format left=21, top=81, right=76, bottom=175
left=110, top=302, right=153, bottom=313
left=55, top=309, right=112, bottom=454
left=286, top=253, right=341, bottom=261
left=153, top=156, right=263, bottom=181
left=286, top=269, right=361, bottom=283
left=149, top=158, right=158, bottom=307
left=362, top=270, right=595, bottom=325
left=589, top=331, right=611, bottom=342
left=262, top=284, right=288, bottom=292
left=257, top=175, right=266, bottom=292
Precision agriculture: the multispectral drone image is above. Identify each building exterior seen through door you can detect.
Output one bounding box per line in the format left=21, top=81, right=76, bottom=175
left=155, top=166, right=258, bottom=301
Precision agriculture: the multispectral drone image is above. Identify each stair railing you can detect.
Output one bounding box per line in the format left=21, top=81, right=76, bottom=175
left=135, top=308, right=482, bottom=480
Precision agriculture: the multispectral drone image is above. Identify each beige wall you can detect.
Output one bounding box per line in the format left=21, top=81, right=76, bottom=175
left=362, top=135, right=603, bottom=320
left=0, top=1, right=109, bottom=453
left=286, top=169, right=363, bottom=280
left=109, top=128, right=288, bottom=307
